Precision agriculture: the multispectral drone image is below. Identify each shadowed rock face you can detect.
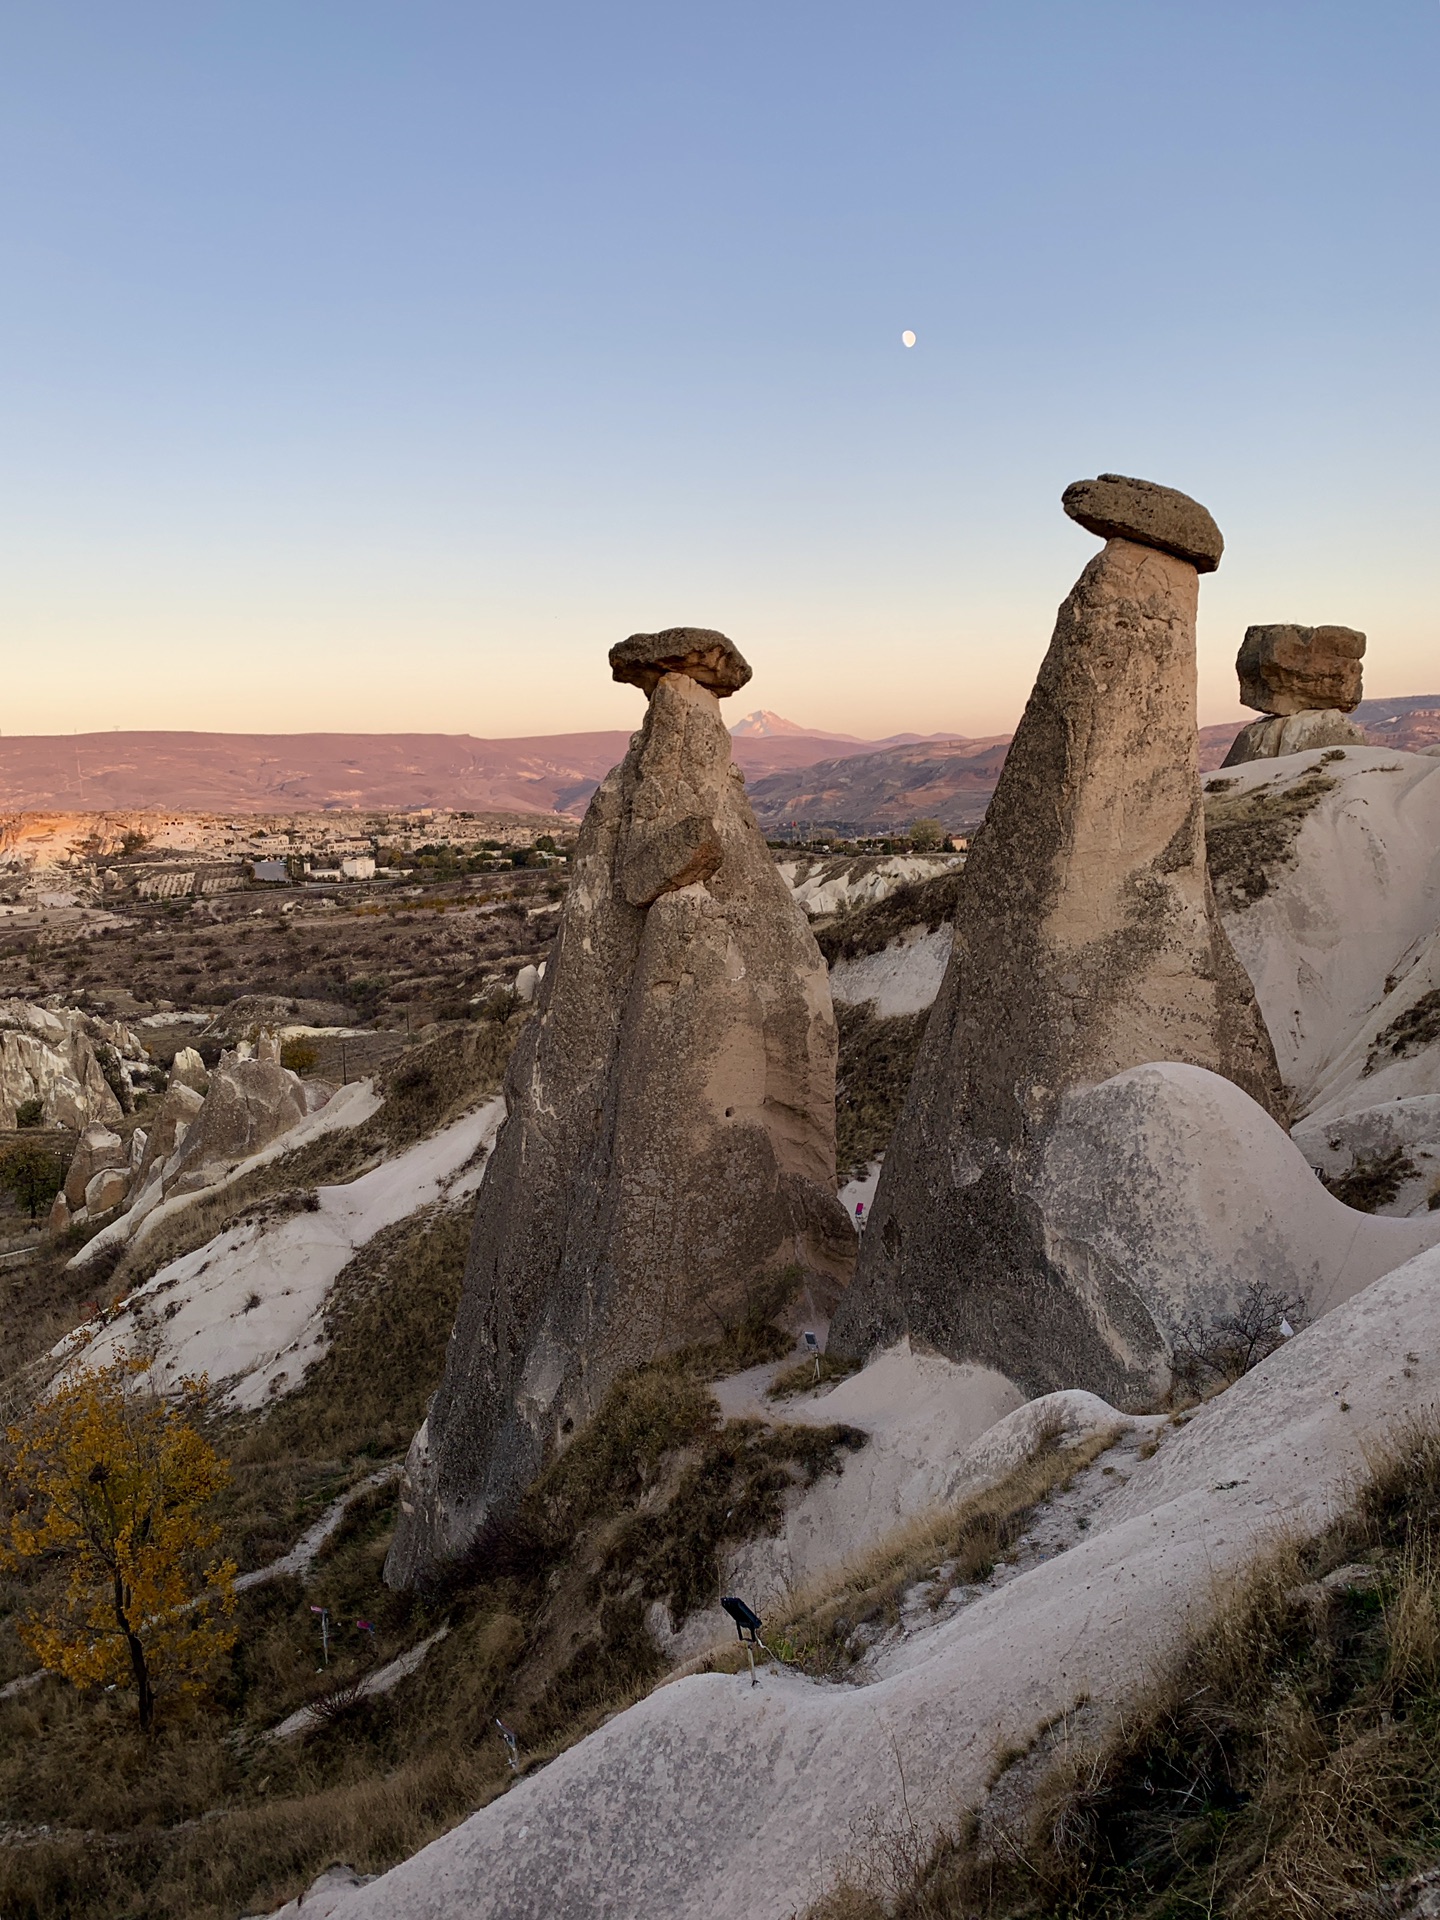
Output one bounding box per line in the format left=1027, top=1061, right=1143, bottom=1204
left=386, top=650, right=852, bottom=1589
left=830, top=502, right=1287, bottom=1404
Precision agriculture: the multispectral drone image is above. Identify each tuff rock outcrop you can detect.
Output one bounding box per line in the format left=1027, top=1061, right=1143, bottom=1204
left=829, top=477, right=1287, bottom=1403
left=132, top=1081, right=206, bottom=1191
left=161, top=1051, right=307, bottom=1194
left=64, top=1125, right=126, bottom=1209
left=84, top=1166, right=129, bottom=1214
left=1223, top=708, right=1366, bottom=764
left=1222, top=623, right=1367, bottom=766
left=168, top=1046, right=210, bottom=1095
left=0, top=999, right=142, bottom=1131
left=386, top=629, right=851, bottom=1588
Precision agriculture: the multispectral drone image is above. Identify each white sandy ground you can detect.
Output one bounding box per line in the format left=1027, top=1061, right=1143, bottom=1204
left=826, top=925, right=952, bottom=1017
left=1215, top=747, right=1440, bottom=1120
left=836, top=1160, right=880, bottom=1225
left=283, top=1240, right=1440, bottom=1920
left=58, top=1100, right=505, bottom=1410
left=666, top=1360, right=1159, bottom=1663
left=70, top=1077, right=384, bottom=1271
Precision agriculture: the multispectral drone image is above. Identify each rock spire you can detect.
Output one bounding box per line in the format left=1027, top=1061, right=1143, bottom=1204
left=386, top=630, right=852, bottom=1589
left=829, top=476, right=1287, bottom=1403
left=1222, top=623, right=1367, bottom=766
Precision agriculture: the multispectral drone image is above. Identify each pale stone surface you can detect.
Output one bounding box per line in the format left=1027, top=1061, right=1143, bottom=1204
left=386, top=649, right=852, bottom=1588
left=512, top=962, right=540, bottom=1003
left=46, top=1191, right=71, bottom=1236
left=1062, top=472, right=1223, bottom=572
left=63, top=1125, right=125, bottom=1208
left=132, top=1081, right=206, bottom=1190
left=163, top=1055, right=308, bottom=1191
left=168, top=1046, right=210, bottom=1094
left=1293, top=1094, right=1440, bottom=1219
left=609, top=626, right=753, bottom=698
left=830, top=533, right=1286, bottom=1399
left=0, top=999, right=125, bottom=1132
left=1222, top=708, right=1365, bottom=764
left=1236, top=623, right=1365, bottom=716
left=1211, top=749, right=1440, bottom=1122
left=83, top=1166, right=129, bottom=1214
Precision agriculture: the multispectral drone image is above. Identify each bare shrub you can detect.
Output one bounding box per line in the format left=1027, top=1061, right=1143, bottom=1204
left=1170, top=1280, right=1307, bottom=1395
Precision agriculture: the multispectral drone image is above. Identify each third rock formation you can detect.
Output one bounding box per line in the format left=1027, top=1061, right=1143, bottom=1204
left=1223, top=623, right=1367, bottom=765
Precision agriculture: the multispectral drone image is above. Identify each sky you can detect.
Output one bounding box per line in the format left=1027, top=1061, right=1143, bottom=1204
left=2, top=2, right=1437, bottom=742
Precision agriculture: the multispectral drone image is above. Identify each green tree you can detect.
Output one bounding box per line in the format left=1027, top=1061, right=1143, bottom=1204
left=0, top=1138, right=63, bottom=1220
left=908, top=817, right=946, bottom=852
left=14, top=1097, right=44, bottom=1129
left=0, top=1359, right=236, bottom=1732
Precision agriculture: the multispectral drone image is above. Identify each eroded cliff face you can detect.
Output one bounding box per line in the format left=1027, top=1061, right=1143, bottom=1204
left=830, top=500, right=1287, bottom=1403
left=387, top=653, right=852, bottom=1588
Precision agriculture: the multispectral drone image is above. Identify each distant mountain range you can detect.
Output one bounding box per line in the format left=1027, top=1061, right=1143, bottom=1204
left=0, top=717, right=973, bottom=818
left=746, top=696, right=1440, bottom=838
left=0, top=698, right=1432, bottom=830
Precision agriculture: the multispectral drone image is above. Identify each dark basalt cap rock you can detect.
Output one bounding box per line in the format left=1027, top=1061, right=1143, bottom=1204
left=610, top=627, right=753, bottom=698
left=1062, top=473, right=1224, bottom=574
left=1236, top=624, right=1366, bottom=717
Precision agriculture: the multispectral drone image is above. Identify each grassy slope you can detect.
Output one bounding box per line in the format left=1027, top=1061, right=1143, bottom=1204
left=810, top=1421, right=1440, bottom=1920
left=0, top=1167, right=864, bottom=1920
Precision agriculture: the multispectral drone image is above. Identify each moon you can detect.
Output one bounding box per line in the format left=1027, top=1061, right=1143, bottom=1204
left=901, top=330, right=916, bottom=348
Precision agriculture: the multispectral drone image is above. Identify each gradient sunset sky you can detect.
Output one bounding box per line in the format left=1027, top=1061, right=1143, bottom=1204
left=3, top=3, right=1436, bottom=742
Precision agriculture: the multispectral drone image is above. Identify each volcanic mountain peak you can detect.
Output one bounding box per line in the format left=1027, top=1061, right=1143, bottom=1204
left=728, top=710, right=862, bottom=741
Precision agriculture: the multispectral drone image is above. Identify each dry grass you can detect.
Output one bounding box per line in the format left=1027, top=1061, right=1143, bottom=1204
left=1367, top=988, right=1440, bottom=1073
left=769, top=1353, right=863, bottom=1399
left=1321, top=1145, right=1423, bottom=1212
left=1204, top=767, right=1338, bottom=912
left=808, top=1418, right=1440, bottom=1919
left=710, top=1418, right=1120, bottom=1683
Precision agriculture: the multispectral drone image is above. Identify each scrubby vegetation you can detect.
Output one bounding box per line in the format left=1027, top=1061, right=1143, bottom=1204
left=1203, top=767, right=1338, bottom=911
left=1367, top=988, right=1440, bottom=1072
left=1170, top=1280, right=1307, bottom=1396
left=1321, top=1145, right=1424, bottom=1212
left=808, top=1420, right=1440, bottom=1919
left=816, top=868, right=965, bottom=966
left=0, top=867, right=564, bottom=1030
left=835, top=1003, right=931, bottom=1177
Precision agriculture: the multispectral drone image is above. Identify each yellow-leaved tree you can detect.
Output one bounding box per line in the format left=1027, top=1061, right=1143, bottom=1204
left=0, top=1357, right=237, bottom=1731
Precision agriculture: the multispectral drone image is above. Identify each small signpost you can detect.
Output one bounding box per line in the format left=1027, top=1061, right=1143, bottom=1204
left=309, top=1604, right=330, bottom=1669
